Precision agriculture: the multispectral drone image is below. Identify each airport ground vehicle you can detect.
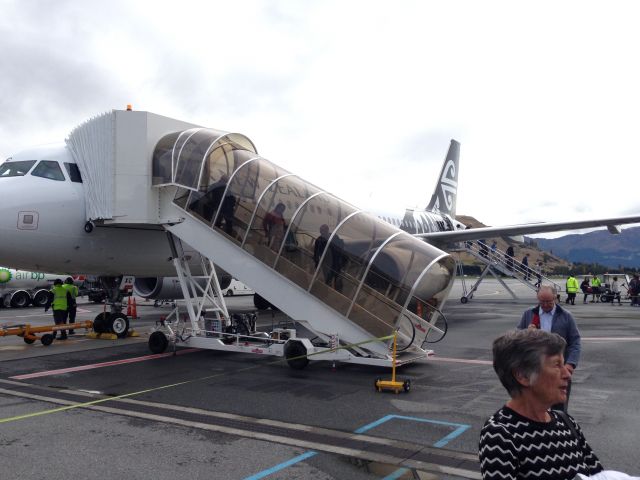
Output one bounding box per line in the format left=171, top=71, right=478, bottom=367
left=577, top=273, right=631, bottom=303
left=0, top=267, right=77, bottom=308
left=224, top=279, right=254, bottom=297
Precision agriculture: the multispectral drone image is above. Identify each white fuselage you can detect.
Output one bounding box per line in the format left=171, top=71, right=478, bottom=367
left=0, top=144, right=183, bottom=276
left=0, top=144, right=463, bottom=278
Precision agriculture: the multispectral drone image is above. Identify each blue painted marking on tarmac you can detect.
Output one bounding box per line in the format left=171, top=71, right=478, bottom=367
left=353, top=414, right=396, bottom=434
left=375, top=415, right=471, bottom=479
left=243, top=451, right=317, bottom=480
left=244, top=415, right=470, bottom=479
left=382, top=467, right=410, bottom=480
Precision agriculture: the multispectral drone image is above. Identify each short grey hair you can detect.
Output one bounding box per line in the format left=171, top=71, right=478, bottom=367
left=492, top=329, right=566, bottom=396
left=537, top=285, right=557, bottom=298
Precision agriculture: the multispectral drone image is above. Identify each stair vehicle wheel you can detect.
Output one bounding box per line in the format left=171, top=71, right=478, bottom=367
left=403, top=379, right=411, bottom=392
left=32, top=289, right=50, bottom=308
left=10, top=291, right=30, bottom=308
left=23, top=335, right=36, bottom=345
left=41, top=333, right=54, bottom=346
left=284, top=340, right=309, bottom=370
left=253, top=293, right=271, bottom=310
left=149, top=331, right=168, bottom=354
left=109, top=313, right=130, bottom=338
left=93, top=312, right=111, bottom=333
left=460, top=296, right=468, bottom=304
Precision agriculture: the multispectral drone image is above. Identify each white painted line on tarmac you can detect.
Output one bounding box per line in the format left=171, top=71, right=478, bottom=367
left=9, top=348, right=200, bottom=380
left=3, top=312, right=51, bottom=319
left=429, top=356, right=492, bottom=365
left=582, top=336, right=640, bottom=342
left=473, top=291, right=502, bottom=298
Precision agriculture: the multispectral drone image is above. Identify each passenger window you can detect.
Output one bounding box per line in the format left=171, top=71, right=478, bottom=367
left=31, top=160, right=65, bottom=181
left=64, top=162, right=83, bottom=183
left=0, top=160, right=37, bottom=177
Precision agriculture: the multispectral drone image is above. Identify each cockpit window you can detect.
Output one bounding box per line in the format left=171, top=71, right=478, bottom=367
left=30, top=160, right=65, bottom=181
left=64, top=162, right=83, bottom=183
left=0, top=160, right=37, bottom=177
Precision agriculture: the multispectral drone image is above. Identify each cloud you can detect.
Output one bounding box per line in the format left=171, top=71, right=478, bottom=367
left=1, top=0, right=639, bottom=233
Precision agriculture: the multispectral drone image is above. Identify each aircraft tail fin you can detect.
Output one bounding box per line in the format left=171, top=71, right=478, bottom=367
left=425, top=139, right=460, bottom=217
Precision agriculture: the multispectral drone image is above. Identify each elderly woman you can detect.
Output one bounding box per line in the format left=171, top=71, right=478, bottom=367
left=479, top=329, right=603, bottom=479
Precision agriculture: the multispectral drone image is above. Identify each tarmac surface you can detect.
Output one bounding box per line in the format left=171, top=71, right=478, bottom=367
left=1, top=279, right=639, bottom=479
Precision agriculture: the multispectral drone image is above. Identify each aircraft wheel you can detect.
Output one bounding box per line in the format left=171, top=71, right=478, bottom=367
left=460, top=296, right=468, bottom=304
left=109, top=313, right=130, bottom=338
left=10, top=291, right=30, bottom=308
left=32, top=290, right=50, bottom=308
left=41, top=334, right=54, bottom=346
left=23, top=336, right=36, bottom=345
left=226, top=289, right=233, bottom=297
left=93, top=312, right=111, bottom=333
left=403, top=379, right=411, bottom=392
left=284, top=340, right=309, bottom=370
left=149, top=331, right=168, bottom=354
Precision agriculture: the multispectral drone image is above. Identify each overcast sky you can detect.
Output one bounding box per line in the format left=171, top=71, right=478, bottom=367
left=2, top=1, right=639, bottom=237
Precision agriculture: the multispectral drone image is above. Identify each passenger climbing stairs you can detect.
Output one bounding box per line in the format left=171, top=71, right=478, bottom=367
left=456, top=242, right=562, bottom=303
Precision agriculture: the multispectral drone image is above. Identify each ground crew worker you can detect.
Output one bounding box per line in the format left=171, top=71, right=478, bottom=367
left=63, top=277, right=79, bottom=335
left=44, top=278, right=69, bottom=340
left=566, top=273, right=579, bottom=305
left=590, top=274, right=602, bottom=302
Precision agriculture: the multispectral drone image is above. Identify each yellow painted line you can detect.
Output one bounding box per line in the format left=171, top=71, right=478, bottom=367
left=0, top=334, right=395, bottom=424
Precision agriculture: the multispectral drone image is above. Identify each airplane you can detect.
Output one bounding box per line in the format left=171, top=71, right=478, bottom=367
left=1, top=109, right=639, bottom=364
left=2, top=139, right=635, bottom=288
left=377, top=139, right=640, bottom=246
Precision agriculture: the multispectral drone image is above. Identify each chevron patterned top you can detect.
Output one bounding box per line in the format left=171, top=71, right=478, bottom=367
left=479, top=406, right=603, bottom=479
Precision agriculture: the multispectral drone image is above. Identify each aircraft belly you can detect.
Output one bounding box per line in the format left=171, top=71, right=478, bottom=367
left=0, top=225, right=193, bottom=277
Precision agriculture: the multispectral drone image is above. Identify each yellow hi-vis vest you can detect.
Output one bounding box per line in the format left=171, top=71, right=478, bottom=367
left=50, top=285, right=68, bottom=311
left=591, top=277, right=602, bottom=287
left=566, top=277, right=579, bottom=293
left=63, top=283, right=79, bottom=299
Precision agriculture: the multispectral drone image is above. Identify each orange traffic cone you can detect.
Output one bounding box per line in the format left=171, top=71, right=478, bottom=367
left=131, top=297, right=138, bottom=319
left=126, top=296, right=132, bottom=317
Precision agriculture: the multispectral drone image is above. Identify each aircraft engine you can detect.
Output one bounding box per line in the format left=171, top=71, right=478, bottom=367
left=133, top=274, right=232, bottom=300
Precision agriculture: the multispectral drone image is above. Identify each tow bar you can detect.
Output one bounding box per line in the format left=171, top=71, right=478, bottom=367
left=0, top=321, right=94, bottom=346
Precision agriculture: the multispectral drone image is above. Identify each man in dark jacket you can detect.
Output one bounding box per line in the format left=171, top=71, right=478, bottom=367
left=517, top=285, right=581, bottom=412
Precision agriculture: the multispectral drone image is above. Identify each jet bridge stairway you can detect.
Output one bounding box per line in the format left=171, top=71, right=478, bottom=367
left=160, top=200, right=450, bottom=367
left=457, top=242, right=562, bottom=303
left=64, top=109, right=456, bottom=368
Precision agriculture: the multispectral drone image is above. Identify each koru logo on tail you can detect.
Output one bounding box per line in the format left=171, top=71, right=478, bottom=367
left=434, top=159, right=457, bottom=212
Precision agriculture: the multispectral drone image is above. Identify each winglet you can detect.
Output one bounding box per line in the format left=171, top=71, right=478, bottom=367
left=426, top=139, right=460, bottom=217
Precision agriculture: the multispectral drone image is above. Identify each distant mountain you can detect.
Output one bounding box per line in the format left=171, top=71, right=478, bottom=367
left=535, top=226, right=640, bottom=269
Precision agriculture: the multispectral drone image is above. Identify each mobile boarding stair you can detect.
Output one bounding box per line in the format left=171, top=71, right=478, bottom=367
left=457, top=242, right=562, bottom=303
left=66, top=110, right=457, bottom=369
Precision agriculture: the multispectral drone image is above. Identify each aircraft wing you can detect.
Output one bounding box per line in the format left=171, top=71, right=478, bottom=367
left=415, top=214, right=640, bottom=243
